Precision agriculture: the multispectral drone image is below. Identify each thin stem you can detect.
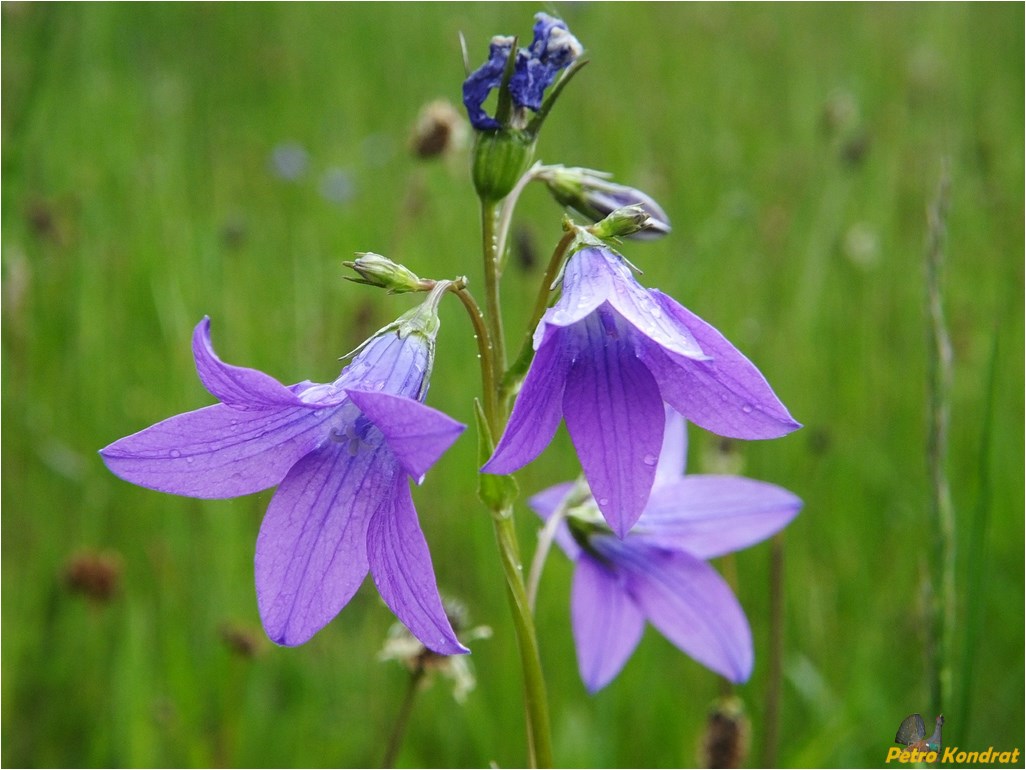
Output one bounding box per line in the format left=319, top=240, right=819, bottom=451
left=495, top=162, right=543, bottom=272
left=481, top=201, right=508, bottom=383
left=761, top=532, right=785, bottom=768
left=382, top=667, right=426, bottom=769
left=492, top=509, right=553, bottom=768
left=451, top=283, right=500, bottom=435
left=526, top=495, right=571, bottom=613
left=924, top=163, right=954, bottom=718
left=477, top=191, right=554, bottom=766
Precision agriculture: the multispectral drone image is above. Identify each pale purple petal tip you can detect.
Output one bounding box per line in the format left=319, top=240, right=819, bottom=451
left=192, top=317, right=318, bottom=410
left=368, top=481, right=468, bottom=655
left=637, top=476, right=802, bottom=559
left=645, top=291, right=801, bottom=440
left=572, top=557, right=645, bottom=692
left=615, top=544, right=753, bottom=683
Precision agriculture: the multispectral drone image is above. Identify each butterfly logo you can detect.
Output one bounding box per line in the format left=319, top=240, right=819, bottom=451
left=895, top=713, right=944, bottom=752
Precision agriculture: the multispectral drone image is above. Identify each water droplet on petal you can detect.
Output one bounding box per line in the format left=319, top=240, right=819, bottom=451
left=186, top=457, right=194, bottom=464
left=597, top=497, right=610, bottom=507
left=642, top=454, right=658, bottom=466
left=742, top=403, right=754, bottom=413
left=170, top=450, right=181, bottom=458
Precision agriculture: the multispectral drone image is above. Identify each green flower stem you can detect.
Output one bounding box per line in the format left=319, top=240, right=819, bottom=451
left=476, top=197, right=554, bottom=767
left=451, top=283, right=500, bottom=436
left=526, top=490, right=573, bottom=613
left=495, top=162, right=543, bottom=272
left=492, top=508, right=554, bottom=769
left=481, top=201, right=508, bottom=382
left=382, top=666, right=426, bottom=769
left=500, top=228, right=576, bottom=404
left=925, top=165, right=955, bottom=717
left=761, top=532, right=785, bottom=768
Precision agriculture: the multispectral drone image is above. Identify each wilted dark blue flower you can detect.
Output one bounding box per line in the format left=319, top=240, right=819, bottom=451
left=508, top=13, right=582, bottom=111
left=530, top=409, right=802, bottom=692
left=462, top=13, right=583, bottom=131
left=462, top=36, right=516, bottom=131
left=483, top=245, right=800, bottom=537
left=101, top=300, right=467, bottom=654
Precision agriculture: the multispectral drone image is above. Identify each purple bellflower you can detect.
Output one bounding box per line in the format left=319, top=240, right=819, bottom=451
left=462, top=13, right=583, bottom=131
left=100, top=297, right=468, bottom=655
left=530, top=408, right=802, bottom=692
left=483, top=245, right=800, bottom=538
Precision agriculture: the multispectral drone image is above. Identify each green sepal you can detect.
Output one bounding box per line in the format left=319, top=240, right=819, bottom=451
left=474, top=399, right=518, bottom=513
left=471, top=129, right=536, bottom=203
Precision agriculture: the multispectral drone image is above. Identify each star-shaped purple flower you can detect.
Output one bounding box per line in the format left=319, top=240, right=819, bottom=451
left=462, top=13, right=583, bottom=131
left=100, top=310, right=467, bottom=654
left=530, top=409, right=802, bottom=692
left=483, top=245, right=800, bottom=538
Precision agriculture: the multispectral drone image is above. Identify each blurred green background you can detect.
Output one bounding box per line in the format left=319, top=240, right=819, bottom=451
left=2, top=3, right=1022, bottom=767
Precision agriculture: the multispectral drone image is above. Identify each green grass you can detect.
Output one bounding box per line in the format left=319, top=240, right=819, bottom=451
left=3, top=3, right=1023, bottom=767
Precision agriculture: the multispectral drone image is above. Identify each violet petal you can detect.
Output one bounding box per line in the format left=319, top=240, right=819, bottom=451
left=654, top=406, right=688, bottom=485
left=345, top=389, right=465, bottom=483
left=192, top=317, right=324, bottom=410
left=99, top=403, right=330, bottom=498
left=255, top=443, right=391, bottom=646
left=528, top=481, right=576, bottom=520
left=605, top=540, right=753, bottom=683
left=562, top=313, right=664, bottom=537
left=642, top=291, right=800, bottom=439
left=527, top=481, right=581, bottom=560
left=482, top=333, right=570, bottom=475
left=635, top=475, right=802, bottom=559
left=368, top=479, right=468, bottom=655
left=571, top=556, right=645, bottom=693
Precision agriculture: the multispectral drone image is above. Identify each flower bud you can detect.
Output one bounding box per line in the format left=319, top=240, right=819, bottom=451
left=588, top=205, right=656, bottom=240
left=538, top=165, right=671, bottom=239
left=471, top=129, right=536, bottom=202
left=343, top=253, right=427, bottom=294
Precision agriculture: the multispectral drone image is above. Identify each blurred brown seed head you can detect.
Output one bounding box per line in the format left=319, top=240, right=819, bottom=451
left=699, top=696, right=750, bottom=769
left=63, top=549, right=123, bottom=602
left=219, top=622, right=266, bottom=658
left=410, top=99, right=468, bottom=159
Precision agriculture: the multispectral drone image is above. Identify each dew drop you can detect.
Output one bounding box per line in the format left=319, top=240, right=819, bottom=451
left=742, top=403, right=754, bottom=414
left=597, top=497, right=610, bottom=507
left=642, top=454, right=658, bottom=466
left=170, top=449, right=181, bottom=458
left=186, top=457, right=194, bottom=464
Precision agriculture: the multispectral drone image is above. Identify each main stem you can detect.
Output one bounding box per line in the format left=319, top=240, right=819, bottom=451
left=481, top=202, right=507, bottom=396
left=493, top=508, right=553, bottom=768
left=478, top=198, right=554, bottom=768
